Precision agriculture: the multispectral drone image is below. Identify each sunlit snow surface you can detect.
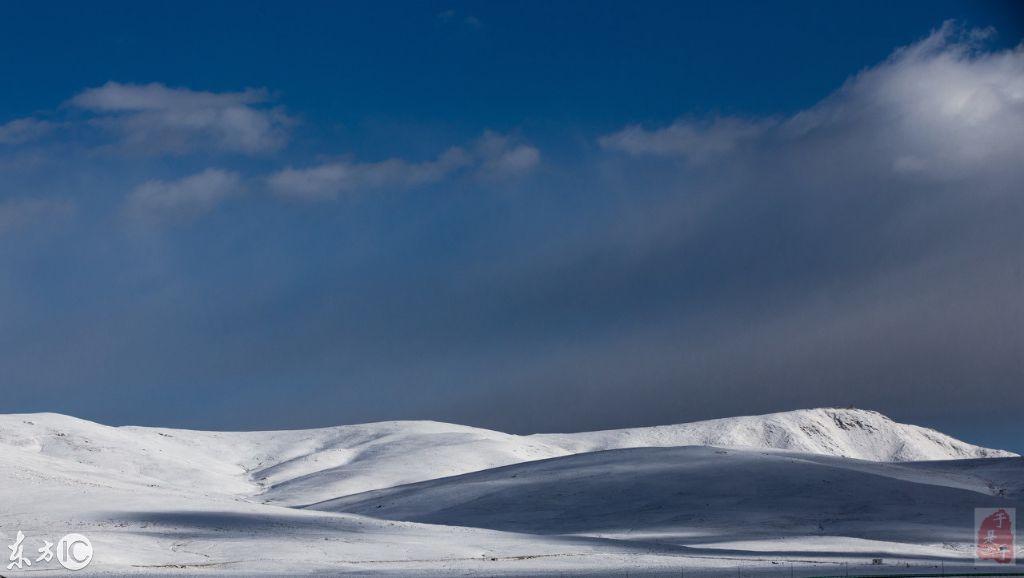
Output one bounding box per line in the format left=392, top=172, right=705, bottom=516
left=1, top=408, right=1019, bottom=575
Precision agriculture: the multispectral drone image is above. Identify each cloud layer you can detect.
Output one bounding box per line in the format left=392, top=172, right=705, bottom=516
left=0, top=23, right=1019, bottom=438
left=483, top=22, right=1024, bottom=430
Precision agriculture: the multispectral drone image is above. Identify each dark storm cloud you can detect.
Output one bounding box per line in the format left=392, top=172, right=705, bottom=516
left=395, top=23, right=1024, bottom=433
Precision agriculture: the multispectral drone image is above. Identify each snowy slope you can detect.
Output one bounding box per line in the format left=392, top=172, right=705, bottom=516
left=0, top=442, right=644, bottom=576
left=531, top=408, right=1015, bottom=462
left=311, top=446, right=1024, bottom=548
left=226, top=420, right=570, bottom=506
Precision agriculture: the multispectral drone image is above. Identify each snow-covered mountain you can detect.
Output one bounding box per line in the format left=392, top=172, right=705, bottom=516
left=0, top=408, right=1017, bottom=574
left=532, top=408, right=1014, bottom=462
left=0, top=408, right=1012, bottom=508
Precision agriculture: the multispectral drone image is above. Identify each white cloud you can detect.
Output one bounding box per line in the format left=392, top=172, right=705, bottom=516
left=779, top=21, right=1024, bottom=179
left=268, top=131, right=538, bottom=201
left=0, top=198, right=74, bottom=234
left=602, top=22, right=1024, bottom=179
left=125, top=168, right=241, bottom=223
left=599, top=117, right=771, bottom=162
left=0, top=118, right=56, bottom=145
left=268, top=148, right=470, bottom=201
left=69, top=82, right=292, bottom=155
left=473, top=131, right=541, bottom=178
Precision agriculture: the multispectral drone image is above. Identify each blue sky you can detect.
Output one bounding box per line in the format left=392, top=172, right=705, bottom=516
left=1, top=1, right=1022, bottom=452
left=5, top=2, right=1021, bottom=133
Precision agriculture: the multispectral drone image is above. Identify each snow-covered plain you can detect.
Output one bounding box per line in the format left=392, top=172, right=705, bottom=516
left=0, top=408, right=1019, bottom=575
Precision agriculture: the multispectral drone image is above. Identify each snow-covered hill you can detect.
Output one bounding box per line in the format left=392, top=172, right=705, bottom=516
left=0, top=408, right=1017, bottom=574
left=532, top=408, right=1014, bottom=462
left=0, top=408, right=1012, bottom=509
left=0, top=414, right=570, bottom=506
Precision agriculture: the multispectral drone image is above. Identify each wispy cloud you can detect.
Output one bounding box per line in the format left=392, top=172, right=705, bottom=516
left=68, top=82, right=292, bottom=155
left=268, top=131, right=539, bottom=200
left=125, top=168, right=242, bottom=223
left=599, top=117, right=771, bottom=162
left=474, top=131, right=541, bottom=178
left=0, top=118, right=57, bottom=145
left=268, top=148, right=470, bottom=201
